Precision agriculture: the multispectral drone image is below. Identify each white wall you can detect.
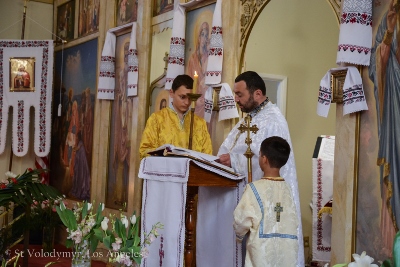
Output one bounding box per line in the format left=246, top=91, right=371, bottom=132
left=0, top=0, right=53, bottom=176
left=244, top=0, right=338, bottom=258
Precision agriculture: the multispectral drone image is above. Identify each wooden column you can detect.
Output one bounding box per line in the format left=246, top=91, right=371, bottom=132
left=330, top=105, right=359, bottom=264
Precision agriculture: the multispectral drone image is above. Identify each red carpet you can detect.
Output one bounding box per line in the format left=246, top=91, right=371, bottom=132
left=8, top=244, right=107, bottom=267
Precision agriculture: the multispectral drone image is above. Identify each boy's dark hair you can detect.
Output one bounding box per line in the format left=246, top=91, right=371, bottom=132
left=234, top=71, right=266, bottom=95
left=171, top=74, right=193, bottom=92
left=260, top=136, right=291, bottom=168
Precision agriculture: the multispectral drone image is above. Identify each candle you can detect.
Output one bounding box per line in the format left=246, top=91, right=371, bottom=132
left=193, top=71, right=198, bottom=94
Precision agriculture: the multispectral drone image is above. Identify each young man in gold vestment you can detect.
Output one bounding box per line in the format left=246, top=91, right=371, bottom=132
left=139, top=74, right=212, bottom=159
left=234, top=136, right=299, bottom=267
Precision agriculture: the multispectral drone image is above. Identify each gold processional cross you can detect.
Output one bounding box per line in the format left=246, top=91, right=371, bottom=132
left=274, top=202, right=283, bottom=222
left=237, top=114, right=259, bottom=183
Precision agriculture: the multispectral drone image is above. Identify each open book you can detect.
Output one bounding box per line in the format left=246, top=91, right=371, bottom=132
left=147, top=144, right=239, bottom=176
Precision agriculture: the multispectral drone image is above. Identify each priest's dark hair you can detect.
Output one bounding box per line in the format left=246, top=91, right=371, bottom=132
left=171, top=74, right=194, bottom=92
left=235, top=71, right=266, bottom=95
left=260, top=136, right=290, bottom=168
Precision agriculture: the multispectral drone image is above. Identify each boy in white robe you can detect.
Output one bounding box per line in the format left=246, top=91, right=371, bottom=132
left=233, top=136, right=299, bottom=267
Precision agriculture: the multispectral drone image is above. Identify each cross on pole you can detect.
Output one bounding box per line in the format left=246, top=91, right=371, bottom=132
left=274, top=202, right=283, bottom=222
left=238, top=115, right=259, bottom=182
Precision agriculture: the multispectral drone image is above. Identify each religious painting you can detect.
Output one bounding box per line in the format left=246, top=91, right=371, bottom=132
left=116, top=0, right=138, bottom=26
left=56, top=0, right=75, bottom=41
left=78, top=0, right=100, bottom=37
left=153, top=0, right=174, bottom=17
left=149, top=86, right=170, bottom=116
left=185, top=2, right=215, bottom=119
left=50, top=38, right=98, bottom=202
left=356, top=0, right=399, bottom=262
left=9, top=57, right=35, bottom=92
left=105, top=32, right=134, bottom=210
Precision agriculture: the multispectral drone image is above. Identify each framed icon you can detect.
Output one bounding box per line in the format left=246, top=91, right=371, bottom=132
left=9, top=57, right=35, bottom=92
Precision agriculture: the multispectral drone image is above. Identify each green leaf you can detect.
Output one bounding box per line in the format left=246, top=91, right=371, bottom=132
left=126, top=239, right=134, bottom=248
left=95, top=203, right=103, bottom=223
left=133, top=234, right=140, bottom=247
left=93, top=228, right=103, bottom=240
left=114, top=218, right=125, bottom=240
left=103, top=235, right=112, bottom=250
left=65, top=239, right=73, bottom=248
left=82, top=202, right=88, bottom=221
left=90, top=238, right=99, bottom=253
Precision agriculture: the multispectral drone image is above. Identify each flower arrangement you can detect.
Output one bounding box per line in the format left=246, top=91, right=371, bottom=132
left=31, top=196, right=65, bottom=230
left=0, top=168, right=61, bottom=209
left=328, top=251, right=379, bottom=267
left=56, top=201, right=105, bottom=266
left=95, top=210, right=163, bottom=267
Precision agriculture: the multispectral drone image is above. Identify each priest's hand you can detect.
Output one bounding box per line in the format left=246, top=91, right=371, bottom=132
left=217, top=153, right=231, bottom=167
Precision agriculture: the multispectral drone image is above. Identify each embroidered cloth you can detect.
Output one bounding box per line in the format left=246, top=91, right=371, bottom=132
left=317, top=66, right=368, bottom=117
left=336, top=0, right=372, bottom=66
left=97, top=23, right=138, bottom=100
left=139, top=157, right=189, bottom=267
left=312, top=136, right=335, bottom=263
left=204, top=83, right=239, bottom=123
left=165, top=0, right=223, bottom=89
left=233, top=180, right=299, bottom=267
left=139, top=156, right=244, bottom=267
left=204, top=0, right=223, bottom=85
left=0, top=40, right=53, bottom=157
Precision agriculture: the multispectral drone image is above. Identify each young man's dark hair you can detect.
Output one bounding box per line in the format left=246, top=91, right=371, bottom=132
left=171, top=74, right=194, bottom=92
left=260, top=136, right=291, bottom=168
left=234, top=71, right=266, bottom=95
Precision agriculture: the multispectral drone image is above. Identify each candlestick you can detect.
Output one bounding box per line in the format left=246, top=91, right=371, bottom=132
left=193, top=71, right=198, bottom=94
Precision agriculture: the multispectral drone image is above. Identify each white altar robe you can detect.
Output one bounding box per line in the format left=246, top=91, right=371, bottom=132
left=234, top=180, right=299, bottom=267
left=197, top=101, right=304, bottom=267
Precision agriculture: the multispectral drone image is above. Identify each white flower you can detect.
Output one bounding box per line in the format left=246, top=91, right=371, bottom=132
left=141, top=247, right=149, bottom=259
left=116, top=253, right=132, bottom=266
left=101, top=217, right=109, bottom=231
left=101, top=203, right=104, bottom=211
left=348, top=251, right=378, bottom=267
left=115, top=237, right=122, bottom=244
left=130, top=214, right=136, bottom=225
left=121, top=215, right=129, bottom=229
left=5, top=171, right=17, bottom=178
left=148, top=234, right=156, bottom=243
left=111, top=242, right=121, bottom=251
left=86, top=203, right=92, bottom=211
left=68, top=229, right=82, bottom=244
left=1, top=179, right=9, bottom=185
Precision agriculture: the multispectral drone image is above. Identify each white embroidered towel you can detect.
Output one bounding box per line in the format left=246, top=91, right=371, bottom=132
left=97, top=32, right=116, bottom=100
left=127, top=22, right=138, bottom=97
left=317, top=70, right=333, bottom=117
left=317, top=67, right=368, bottom=117
left=204, top=86, right=214, bottom=123
left=336, top=0, right=372, bottom=66
left=205, top=0, right=223, bottom=85
left=203, top=83, right=239, bottom=123
left=165, top=5, right=186, bottom=89
left=342, top=66, right=368, bottom=115
left=218, top=83, right=238, bottom=121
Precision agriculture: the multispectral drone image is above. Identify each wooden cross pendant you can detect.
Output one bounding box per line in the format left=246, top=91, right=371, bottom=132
left=274, top=202, right=283, bottom=222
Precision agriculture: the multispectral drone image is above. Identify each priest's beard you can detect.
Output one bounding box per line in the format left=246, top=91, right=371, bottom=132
left=240, top=94, right=258, bottom=113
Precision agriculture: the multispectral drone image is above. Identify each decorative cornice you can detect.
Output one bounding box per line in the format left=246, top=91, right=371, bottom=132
left=239, top=0, right=271, bottom=47
left=327, top=0, right=342, bottom=25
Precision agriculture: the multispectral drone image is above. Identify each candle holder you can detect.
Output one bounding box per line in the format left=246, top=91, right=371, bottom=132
left=187, top=93, right=202, bottom=150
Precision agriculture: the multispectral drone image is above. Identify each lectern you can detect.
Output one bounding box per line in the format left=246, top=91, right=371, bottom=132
left=185, top=162, right=241, bottom=267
